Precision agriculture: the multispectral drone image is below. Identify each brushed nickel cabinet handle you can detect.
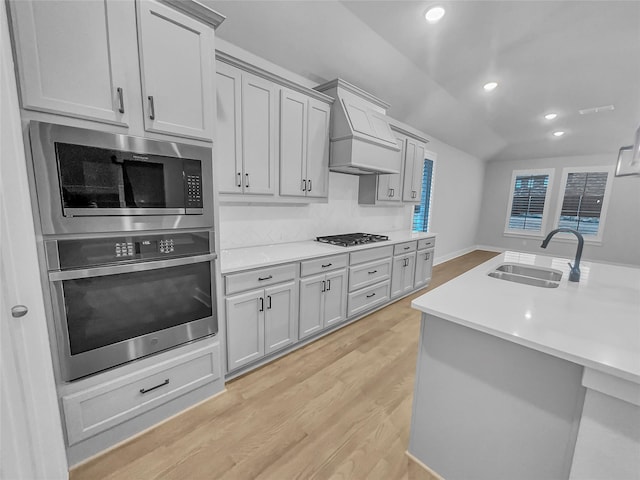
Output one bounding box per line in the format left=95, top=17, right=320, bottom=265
left=321, top=280, right=326, bottom=292
left=321, top=263, right=332, bottom=268
left=308, top=179, right=312, bottom=191
left=245, top=173, right=250, bottom=188
left=140, top=379, right=169, bottom=394
left=327, top=279, right=331, bottom=291
left=117, top=87, right=125, bottom=113
left=148, top=95, right=155, bottom=120
left=258, top=275, right=273, bottom=281
left=302, top=179, right=307, bottom=192
left=237, top=172, right=242, bottom=187
left=259, top=297, right=264, bottom=312
left=368, top=270, right=377, bottom=274
left=11, top=305, right=28, bottom=318
left=267, top=295, right=272, bottom=310
left=366, top=292, right=376, bottom=298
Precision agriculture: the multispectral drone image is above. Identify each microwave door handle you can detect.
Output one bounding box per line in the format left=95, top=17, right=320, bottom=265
left=48, top=253, right=217, bottom=281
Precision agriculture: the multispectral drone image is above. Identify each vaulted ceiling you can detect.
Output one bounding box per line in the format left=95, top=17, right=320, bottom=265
left=208, top=1, right=640, bottom=162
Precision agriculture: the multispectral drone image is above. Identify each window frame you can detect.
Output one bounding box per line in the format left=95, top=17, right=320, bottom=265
left=411, top=149, right=437, bottom=233
left=552, top=165, right=614, bottom=245
left=503, top=168, right=555, bottom=238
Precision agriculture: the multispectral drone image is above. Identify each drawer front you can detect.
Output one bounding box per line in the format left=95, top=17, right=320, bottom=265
left=349, top=257, right=392, bottom=292
left=350, top=245, right=393, bottom=266
left=300, top=254, right=348, bottom=277
left=347, top=280, right=390, bottom=317
left=62, top=342, right=221, bottom=445
left=226, top=263, right=297, bottom=295
left=418, top=237, right=436, bottom=250
left=393, top=241, right=417, bottom=255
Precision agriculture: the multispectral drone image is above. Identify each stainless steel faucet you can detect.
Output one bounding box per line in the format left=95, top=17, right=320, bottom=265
left=540, top=228, right=584, bottom=282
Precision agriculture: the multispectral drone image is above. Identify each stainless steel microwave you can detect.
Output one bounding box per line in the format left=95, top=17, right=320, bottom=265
left=28, top=121, right=214, bottom=234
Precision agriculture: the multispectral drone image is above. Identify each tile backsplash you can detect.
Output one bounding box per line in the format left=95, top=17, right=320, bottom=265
left=219, top=173, right=412, bottom=249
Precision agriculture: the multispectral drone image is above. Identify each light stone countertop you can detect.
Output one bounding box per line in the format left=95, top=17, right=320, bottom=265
left=411, top=251, right=640, bottom=384
left=220, top=230, right=436, bottom=274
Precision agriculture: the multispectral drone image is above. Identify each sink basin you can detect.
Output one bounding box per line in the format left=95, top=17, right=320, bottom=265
left=495, top=263, right=563, bottom=282
left=488, top=263, right=562, bottom=288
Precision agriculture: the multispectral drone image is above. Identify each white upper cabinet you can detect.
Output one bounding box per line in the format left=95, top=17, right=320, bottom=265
left=376, top=136, right=405, bottom=202
left=216, top=53, right=332, bottom=202
left=215, top=62, right=243, bottom=194
left=403, top=138, right=427, bottom=203
left=216, top=62, right=276, bottom=195
left=137, top=0, right=214, bottom=141
left=9, top=0, right=138, bottom=126
left=279, top=88, right=331, bottom=198
left=241, top=71, right=277, bottom=195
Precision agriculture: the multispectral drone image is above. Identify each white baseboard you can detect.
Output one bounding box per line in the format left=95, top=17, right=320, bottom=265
left=474, top=244, right=505, bottom=253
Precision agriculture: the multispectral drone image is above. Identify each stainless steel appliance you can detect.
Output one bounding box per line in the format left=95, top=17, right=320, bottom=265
left=46, top=230, right=217, bottom=381
left=28, top=121, right=214, bottom=234
left=316, top=233, right=389, bottom=247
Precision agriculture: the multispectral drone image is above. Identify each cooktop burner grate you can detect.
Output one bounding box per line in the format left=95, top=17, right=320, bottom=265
left=316, top=233, right=389, bottom=247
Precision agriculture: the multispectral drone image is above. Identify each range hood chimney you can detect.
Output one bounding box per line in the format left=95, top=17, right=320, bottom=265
left=315, top=79, right=401, bottom=175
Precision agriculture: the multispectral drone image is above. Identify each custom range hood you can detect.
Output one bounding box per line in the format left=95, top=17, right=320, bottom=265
left=315, top=79, right=401, bottom=175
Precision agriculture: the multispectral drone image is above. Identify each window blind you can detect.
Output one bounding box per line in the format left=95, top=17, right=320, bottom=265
left=558, top=172, right=608, bottom=235
left=412, top=159, right=434, bottom=232
left=508, top=174, right=549, bottom=232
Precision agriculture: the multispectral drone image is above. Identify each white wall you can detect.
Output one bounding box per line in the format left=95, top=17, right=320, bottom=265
left=476, top=154, right=640, bottom=266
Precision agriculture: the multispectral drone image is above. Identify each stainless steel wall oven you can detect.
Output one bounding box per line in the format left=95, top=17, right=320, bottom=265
left=28, top=122, right=218, bottom=381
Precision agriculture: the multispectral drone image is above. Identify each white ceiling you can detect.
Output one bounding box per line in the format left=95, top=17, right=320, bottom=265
left=208, top=0, right=640, bottom=162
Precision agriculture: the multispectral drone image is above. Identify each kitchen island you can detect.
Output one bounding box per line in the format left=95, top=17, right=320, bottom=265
left=409, top=251, right=640, bottom=480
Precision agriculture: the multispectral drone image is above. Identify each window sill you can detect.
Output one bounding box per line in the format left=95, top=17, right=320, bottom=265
left=503, top=231, right=603, bottom=246
left=503, top=231, right=545, bottom=240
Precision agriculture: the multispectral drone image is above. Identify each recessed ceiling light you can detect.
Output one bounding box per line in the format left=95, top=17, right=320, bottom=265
left=483, top=82, right=498, bottom=92
left=544, top=113, right=558, bottom=120
left=553, top=131, right=565, bottom=137
left=424, top=6, right=446, bottom=24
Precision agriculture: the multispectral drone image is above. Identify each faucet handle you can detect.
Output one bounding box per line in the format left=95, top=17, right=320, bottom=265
left=568, top=262, right=574, bottom=270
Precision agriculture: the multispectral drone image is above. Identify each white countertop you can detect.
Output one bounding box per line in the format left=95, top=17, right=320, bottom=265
left=411, top=251, right=640, bottom=384
left=220, top=230, right=436, bottom=274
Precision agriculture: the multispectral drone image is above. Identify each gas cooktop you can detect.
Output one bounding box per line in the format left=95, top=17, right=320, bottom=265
left=316, top=233, right=389, bottom=247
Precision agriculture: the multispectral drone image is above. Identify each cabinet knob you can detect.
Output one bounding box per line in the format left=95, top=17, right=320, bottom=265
left=11, top=305, right=29, bottom=318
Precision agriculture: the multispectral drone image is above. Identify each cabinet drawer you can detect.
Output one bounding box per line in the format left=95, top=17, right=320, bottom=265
left=349, top=257, right=392, bottom=292
left=300, top=254, right=348, bottom=277
left=393, top=241, right=417, bottom=255
left=418, top=238, right=436, bottom=250
left=225, top=263, right=297, bottom=295
left=347, top=280, right=390, bottom=317
left=62, top=342, right=221, bottom=445
left=350, top=245, right=393, bottom=266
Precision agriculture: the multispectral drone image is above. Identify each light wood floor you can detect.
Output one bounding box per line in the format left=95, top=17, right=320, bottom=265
left=70, top=250, right=498, bottom=480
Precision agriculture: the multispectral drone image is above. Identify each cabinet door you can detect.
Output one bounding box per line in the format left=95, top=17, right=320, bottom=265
left=9, top=0, right=137, bottom=125
left=241, top=71, right=276, bottom=195
left=137, top=0, right=214, bottom=140
left=216, top=63, right=243, bottom=194
left=402, top=139, right=417, bottom=202
left=324, top=269, right=347, bottom=328
left=401, top=253, right=417, bottom=295
left=414, top=250, right=433, bottom=289
left=264, top=281, right=297, bottom=354
left=305, top=98, right=331, bottom=198
left=377, top=136, right=405, bottom=202
left=412, top=142, right=426, bottom=201
left=226, top=289, right=264, bottom=371
left=299, top=274, right=325, bottom=340
left=279, top=88, right=307, bottom=197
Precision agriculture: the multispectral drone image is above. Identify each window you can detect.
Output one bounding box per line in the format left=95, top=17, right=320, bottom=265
left=412, top=158, right=435, bottom=232
left=554, top=166, right=614, bottom=242
left=504, top=169, right=554, bottom=236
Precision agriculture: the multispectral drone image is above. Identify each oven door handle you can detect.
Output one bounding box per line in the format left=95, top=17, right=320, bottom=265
left=48, top=253, right=217, bottom=281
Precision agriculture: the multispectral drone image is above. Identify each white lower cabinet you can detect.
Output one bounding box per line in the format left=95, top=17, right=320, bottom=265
left=226, top=280, right=297, bottom=371
left=61, top=342, right=221, bottom=445
left=414, top=248, right=434, bottom=289
left=299, top=268, right=347, bottom=340
left=391, top=253, right=416, bottom=299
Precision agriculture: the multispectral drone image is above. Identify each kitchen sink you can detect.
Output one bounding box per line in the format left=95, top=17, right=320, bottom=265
left=494, top=263, right=563, bottom=282
left=488, top=263, right=562, bottom=288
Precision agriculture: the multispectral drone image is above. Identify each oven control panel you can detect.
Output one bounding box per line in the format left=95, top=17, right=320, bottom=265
left=54, top=231, right=211, bottom=270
